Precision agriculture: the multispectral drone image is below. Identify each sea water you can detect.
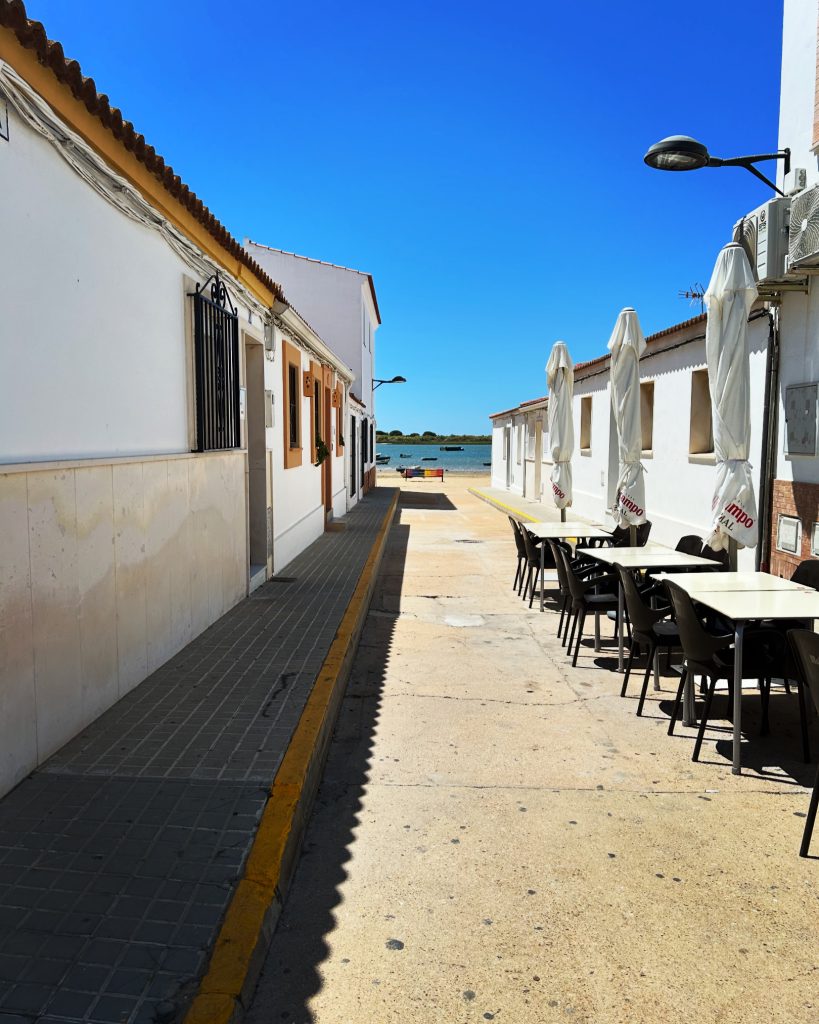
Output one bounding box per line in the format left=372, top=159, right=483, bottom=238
left=375, top=443, right=492, bottom=474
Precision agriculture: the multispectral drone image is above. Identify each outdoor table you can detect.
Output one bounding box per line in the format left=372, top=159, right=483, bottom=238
left=522, top=521, right=612, bottom=611
left=651, top=569, right=810, bottom=737
left=653, top=580, right=819, bottom=773
left=576, top=546, right=718, bottom=669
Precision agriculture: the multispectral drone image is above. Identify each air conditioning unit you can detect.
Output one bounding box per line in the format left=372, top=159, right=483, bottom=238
left=732, top=197, right=790, bottom=282
left=787, top=184, right=819, bottom=269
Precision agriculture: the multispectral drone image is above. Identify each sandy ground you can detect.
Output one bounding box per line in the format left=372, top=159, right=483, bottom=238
left=247, top=477, right=819, bottom=1024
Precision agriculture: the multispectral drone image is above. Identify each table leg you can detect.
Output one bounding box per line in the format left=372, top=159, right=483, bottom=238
left=682, top=664, right=695, bottom=727
left=539, top=542, right=545, bottom=612
left=617, top=583, right=624, bottom=671
left=594, top=612, right=601, bottom=652
left=732, top=622, right=744, bottom=775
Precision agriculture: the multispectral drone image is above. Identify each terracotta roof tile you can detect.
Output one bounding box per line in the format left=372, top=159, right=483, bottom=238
left=0, top=0, right=285, bottom=303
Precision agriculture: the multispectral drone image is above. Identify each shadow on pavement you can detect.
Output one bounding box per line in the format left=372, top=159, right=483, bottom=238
left=397, top=490, right=457, bottom=510
left=245, top=521, right=411, bottom=1024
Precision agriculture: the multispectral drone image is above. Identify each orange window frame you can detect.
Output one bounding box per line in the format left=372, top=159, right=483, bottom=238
left=282, top=339, right=303, bottom=469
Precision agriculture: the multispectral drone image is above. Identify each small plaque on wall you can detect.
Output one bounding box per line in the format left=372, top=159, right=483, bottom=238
left=777, top=514, right=801, bottom=555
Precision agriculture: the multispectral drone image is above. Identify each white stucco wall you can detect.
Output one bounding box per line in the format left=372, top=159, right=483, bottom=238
left=269, top=330, right=328, bottom=572
left=778, top=0, right=819, bottom=189
left=570, top=323, right=768, bottom=568
left=490, top=420, right=508, bottom=489
left=0, top=94, right=265, bottom=463
left=244, top=244, right=378, bottom=418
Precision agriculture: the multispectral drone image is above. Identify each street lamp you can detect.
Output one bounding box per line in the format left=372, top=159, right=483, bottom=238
left=644, top=135, right=791, bottom=196
left=373, top=375, right=406, bottom=390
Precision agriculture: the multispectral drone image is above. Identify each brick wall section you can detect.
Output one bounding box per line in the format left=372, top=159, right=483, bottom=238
left=769, top=478, right=819, bottom=576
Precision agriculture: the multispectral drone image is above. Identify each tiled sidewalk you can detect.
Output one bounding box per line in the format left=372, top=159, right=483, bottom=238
left=0, top=489, right=396, bottom=1024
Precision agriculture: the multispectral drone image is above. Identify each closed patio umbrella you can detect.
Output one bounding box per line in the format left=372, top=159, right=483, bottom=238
left=608, top=308, right=647, bottom=527
left=545, top=341, right=574, bottom=514
left=704, top=242, right=759, bottom=552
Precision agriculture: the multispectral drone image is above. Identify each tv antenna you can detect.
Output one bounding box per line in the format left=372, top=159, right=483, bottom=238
left=678, top=282, right=705, bottom=314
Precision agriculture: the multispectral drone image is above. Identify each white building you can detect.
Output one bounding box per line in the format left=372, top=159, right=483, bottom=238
left=244, top=242, right=382, bottom=504
left=766, top=0, right=819, bottom=577
left=0, top=7, right=354, bottom=797
left=490, top=313, right=769, bottom=570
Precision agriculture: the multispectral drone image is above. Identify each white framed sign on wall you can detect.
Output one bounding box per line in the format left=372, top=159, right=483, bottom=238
left=777, top=514, right=801, bottom=555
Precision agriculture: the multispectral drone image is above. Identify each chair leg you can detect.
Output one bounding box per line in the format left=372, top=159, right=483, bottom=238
left=572, top=609, right=586, bottom=668
left=523, top=565, right=533, bottom=603
left=668, top=668, right=687, bottom=736
left=636, top=642, right=658, bottom=717
left=799, top=763, right=819, bottom=857
left=797, top=677, right=811, bottom=764
left=620, top=641, right=637, bottom=697
left=759, top=677, right=770, bottom=737
left=528, top=564, right=539, bottom=609
left=513, top=557, right=522, bottom=592
left=557, top=596, right=568, bottom=640
left=518, top=560, right=527, bottom=596
left=693, top=675, right=718, bottom=762
left=566, top=608, right=578, bottom=652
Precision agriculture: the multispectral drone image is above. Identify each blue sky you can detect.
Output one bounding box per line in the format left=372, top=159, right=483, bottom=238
left=27, top=0, right=783, bottom=433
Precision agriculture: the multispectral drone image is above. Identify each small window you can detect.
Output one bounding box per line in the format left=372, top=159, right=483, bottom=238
left=283, top=340, right=303, bottom=469
left=640, top=381, right=654, bottom=452
left=526, top=418, right=536, bottom=460
left=190, top=276, right=240, bottom=451
left=289, top=366, right=299, bottom=447
left=689, top=369, right=713, bottom=455
left=580, top=396, right=592, bottom=450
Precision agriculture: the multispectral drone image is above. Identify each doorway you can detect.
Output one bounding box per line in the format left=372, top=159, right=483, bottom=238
left=350, top=413, right=357, bottom=498
left=245, top=339, right=267, bottom=591
left=504, top=426, right=512, bottom=489
left=360, top=418, right=367, bottom=493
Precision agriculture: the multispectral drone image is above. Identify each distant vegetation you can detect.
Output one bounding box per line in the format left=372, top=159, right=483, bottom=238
left=376, top=430, right=491, bottom=444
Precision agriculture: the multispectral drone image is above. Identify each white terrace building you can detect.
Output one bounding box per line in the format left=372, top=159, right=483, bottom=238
left=244, top=242, right=382, bottom=505
left=490, top=313, right=770, bottom=570
left=0, top=6, right=356, bottom=797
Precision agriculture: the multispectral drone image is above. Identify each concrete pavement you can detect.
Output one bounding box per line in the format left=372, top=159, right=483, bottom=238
left=247, top=475, right=819, bottom=1024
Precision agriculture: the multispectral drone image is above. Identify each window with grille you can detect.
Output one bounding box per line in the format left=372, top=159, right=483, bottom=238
left=289, top=365, right=299, bottom=447
left=190, top=275, right=240, bottom=451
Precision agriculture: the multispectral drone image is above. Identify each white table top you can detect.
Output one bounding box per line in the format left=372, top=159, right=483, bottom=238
left=524, top=521, right=612, bottom=539
left=577, top=546, right=717, bottom=570
left=689, top=588, right=819, bottom=622
left=657, top=571, right=811, bottom=593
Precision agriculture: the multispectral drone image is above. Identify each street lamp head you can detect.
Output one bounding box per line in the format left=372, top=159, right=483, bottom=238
left=373, top=375, right=407, bottom=389
left=390, top=375, right=406, bottom=383
left=644, top=135, right=712, bottom=171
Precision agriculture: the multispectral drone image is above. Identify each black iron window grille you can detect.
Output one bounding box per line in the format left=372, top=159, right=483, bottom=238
left=190, top=274, right=240, bottom=452
left=288, top=364, right=300, bottom=448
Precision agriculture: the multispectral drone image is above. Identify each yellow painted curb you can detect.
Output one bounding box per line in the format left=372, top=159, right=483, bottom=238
left=468, top=487, right=538, bottom=522
left=183, top=487, right=400, bottom=1024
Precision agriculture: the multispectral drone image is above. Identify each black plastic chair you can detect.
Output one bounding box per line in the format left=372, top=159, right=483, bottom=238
left=547, top=539, right=600, bottom=644
left=699, top=543, right=730, bottom=571
left=786, top=630, right=819, bottom=857
left=791, top=559, right=819, bottom=591
left=508, top=517, right=527, bottom=594
left=520, top=525, right=557, bottom=609
left=676, top=535, right=703, bottom=556
left=615, top=565, right=679, bottom=716
left=664, top=581, right=781, bottom=761
left=553, top=545, right=619, bottom=667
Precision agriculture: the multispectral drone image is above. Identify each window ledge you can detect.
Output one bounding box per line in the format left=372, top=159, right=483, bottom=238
left=580, top=448, right=592, bottom=457
left=688, top=452, right=716, bottom=465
